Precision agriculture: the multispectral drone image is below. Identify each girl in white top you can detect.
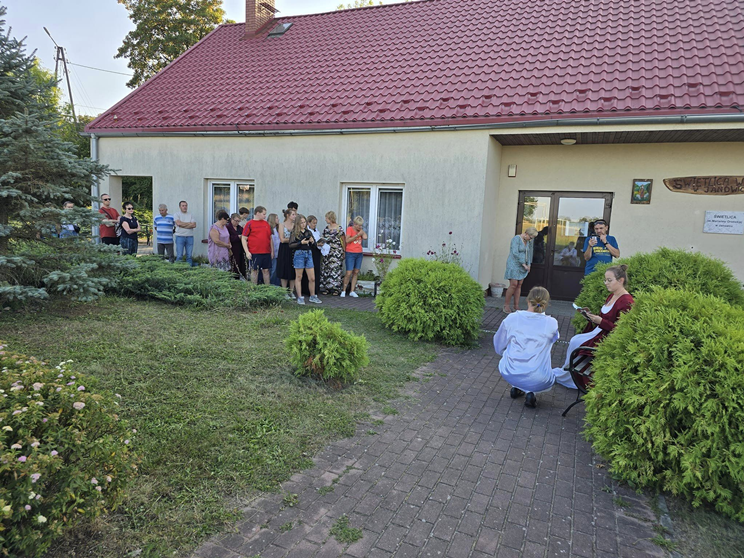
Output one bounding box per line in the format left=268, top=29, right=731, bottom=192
left=493, top=286, right=576, bottom=408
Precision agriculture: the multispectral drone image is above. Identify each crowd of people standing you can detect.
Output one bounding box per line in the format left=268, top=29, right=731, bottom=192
left=97, top=195, right=371, bottom=304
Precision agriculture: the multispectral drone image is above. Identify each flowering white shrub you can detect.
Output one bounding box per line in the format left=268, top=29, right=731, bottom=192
left=0, top=343, right=137, bottom=557
left=372, top=238, right=398, bottom=282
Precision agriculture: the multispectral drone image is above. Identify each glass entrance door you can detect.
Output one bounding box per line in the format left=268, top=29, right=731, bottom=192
left=518, top=191, right=613, bottom=300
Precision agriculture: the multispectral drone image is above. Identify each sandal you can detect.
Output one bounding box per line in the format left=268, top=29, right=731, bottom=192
left=503, top=306, right=512, bottom=313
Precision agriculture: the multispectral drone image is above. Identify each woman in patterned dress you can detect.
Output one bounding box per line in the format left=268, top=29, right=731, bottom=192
left=320, top=211, right=345, bottom=295
left=208, top=210, right=232, bottom=272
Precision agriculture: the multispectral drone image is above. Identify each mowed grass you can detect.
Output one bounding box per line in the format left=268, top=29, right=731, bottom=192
left=0, top=297, right=436, bottom=557
left=664, top=496, right=744, bottom=558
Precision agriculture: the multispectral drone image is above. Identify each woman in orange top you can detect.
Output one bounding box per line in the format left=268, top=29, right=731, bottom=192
left=341, top=216, right=367, bottom=298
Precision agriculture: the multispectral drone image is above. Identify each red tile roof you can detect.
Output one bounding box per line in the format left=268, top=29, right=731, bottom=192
left=87, top=0, right=744, bottom=133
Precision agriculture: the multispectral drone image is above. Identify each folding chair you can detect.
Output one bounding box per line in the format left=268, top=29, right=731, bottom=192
left=561, top=347, right=597, bottom=417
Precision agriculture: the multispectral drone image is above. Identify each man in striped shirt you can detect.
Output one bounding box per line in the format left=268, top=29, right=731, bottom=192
left=154, top=204, right=176, bottom=262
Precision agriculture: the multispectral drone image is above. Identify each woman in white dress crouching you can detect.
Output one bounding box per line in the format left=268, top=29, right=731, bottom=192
left=493, top=286, right=577, bottom=408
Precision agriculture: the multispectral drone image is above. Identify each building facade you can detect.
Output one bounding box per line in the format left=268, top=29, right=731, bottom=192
left=88, top=0, right=744, bottom=298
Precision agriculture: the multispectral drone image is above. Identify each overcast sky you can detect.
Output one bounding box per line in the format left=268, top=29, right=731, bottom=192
left=5, top=0, right=357, bottom=116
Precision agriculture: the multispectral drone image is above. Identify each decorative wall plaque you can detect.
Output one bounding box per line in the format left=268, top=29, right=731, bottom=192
left=703, top=211, right=744, bottom=235
left=663, top=176, right=744, bottom=195
left=631, top=178, right=652, bottom=204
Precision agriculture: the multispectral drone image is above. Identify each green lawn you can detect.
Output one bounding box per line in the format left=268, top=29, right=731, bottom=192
left=0, top=297, right=436, bottom=557
left=664, top=496, right=744, bottom=558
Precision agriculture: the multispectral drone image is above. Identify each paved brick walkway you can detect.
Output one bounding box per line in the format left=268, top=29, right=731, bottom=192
left=192, top=301, right=666, bottom=558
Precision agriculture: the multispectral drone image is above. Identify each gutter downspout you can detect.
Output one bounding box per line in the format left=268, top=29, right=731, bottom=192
left=90, top=133, right=100, bottom=242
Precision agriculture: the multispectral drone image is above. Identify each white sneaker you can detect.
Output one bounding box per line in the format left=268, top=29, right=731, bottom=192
left=340, top=291, right=346, bottom=298
left=309, top=295, right=322, bottom=304
left=289, top=291, right=296, bottom=300
left=349, top=292, right=359, bottom=298
left=297, top=297, right=305, bottom=305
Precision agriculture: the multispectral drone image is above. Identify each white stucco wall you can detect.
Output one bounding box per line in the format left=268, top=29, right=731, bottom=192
left=96, top=131, right=494, bottom=280
left=491, top=142, right=744, bottom=283
left=477, top=137, right=503, bottom=286
left=96, top=128, right=744, bottom=288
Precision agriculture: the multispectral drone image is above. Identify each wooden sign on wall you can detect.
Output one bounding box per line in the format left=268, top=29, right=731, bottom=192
left=663, top=176, right=744, bottom=195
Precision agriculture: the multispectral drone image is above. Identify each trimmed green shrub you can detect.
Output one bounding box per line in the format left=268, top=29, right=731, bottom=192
left=0, top=343, right=137, bottom=556
left=285, top=310, right=369, bottom=385
left=116, top=256, right=286, bottom=308
left=573, top=248, right=744, bottom=332
left=375, top=258, right=484, bottom=346
left=584, top=289, right=744, bottom=522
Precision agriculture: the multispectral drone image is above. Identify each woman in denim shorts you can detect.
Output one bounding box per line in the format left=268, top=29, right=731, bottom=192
left=341, top=216, right=367, bottom=297
left=288, top=214, right=322, bottom=305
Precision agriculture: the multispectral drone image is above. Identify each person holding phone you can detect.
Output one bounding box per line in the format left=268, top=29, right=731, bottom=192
left=583, top=219, right=619, bottom=276
left=341, top=216, right=367, bottom=298
left=289, top=214, right=322, bottom=305
left=558, top=264, right=634, bottom=387
left=306, top=215, right=327, bottom=296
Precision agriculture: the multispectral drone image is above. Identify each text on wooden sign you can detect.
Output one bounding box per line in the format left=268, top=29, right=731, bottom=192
left=663, top=176, right=744, bottom=195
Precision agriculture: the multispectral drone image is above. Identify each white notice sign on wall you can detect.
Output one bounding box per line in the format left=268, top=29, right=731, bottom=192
left=703, top=211, right=744, bottom=235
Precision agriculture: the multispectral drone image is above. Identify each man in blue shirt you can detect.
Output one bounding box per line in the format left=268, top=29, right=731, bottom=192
left=154, top=204, right=176, bottom=262
left=583, top=219, right=619, bottom=275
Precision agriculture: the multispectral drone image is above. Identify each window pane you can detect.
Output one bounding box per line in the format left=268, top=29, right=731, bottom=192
left=212, top=184, right=231, bottom=224
left=376, top=189, right=402, bottom=250
left=521, top=196, right=550, bottom=264
left=554, top=197, right=606, bottom=268
left=346, top=188, right=370, bottom=249
left=237, top=184, right=254, bottom=219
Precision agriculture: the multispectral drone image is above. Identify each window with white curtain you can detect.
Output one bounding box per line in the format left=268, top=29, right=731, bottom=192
left=208, top=181, right=254, bottom=224
left=343, top=184, right=404, bottom=251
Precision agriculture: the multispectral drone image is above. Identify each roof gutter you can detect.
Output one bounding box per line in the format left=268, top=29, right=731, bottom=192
left=84, top=112, right=744, bottom=138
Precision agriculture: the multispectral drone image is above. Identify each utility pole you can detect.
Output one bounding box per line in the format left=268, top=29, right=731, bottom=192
left=43, top=27, right=76, bottom=123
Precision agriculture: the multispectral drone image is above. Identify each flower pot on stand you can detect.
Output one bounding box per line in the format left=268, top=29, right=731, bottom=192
left=356, top=280, right=376, bottom=295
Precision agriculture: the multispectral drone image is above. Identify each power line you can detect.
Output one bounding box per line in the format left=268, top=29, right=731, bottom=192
left=69, top=66, right=95, bottom=114
left=67, top=61, right=133, bottom=77
left=77, top=104, right=108, bottom=112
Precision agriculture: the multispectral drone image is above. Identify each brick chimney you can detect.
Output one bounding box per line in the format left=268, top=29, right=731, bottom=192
left=245, top=0, right=276, bottom=38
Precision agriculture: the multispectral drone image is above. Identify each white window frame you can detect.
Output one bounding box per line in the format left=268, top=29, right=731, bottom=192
left=207, top=180, right=255, bottom=225
left=342, top=183, right=405, bottom=253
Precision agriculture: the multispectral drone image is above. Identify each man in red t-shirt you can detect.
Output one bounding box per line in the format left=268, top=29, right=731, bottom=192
left=98, top=193, right=120, bottom=246
left=241, top=206, right=274, bottom=285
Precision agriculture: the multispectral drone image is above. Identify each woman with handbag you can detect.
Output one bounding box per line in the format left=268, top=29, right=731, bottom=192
left=227, top=213, right=246, bottom=279
left=119, top=202, right=141, bottom=255
left=207, top=211, right=232, bottom=272
left=276, top=208, right=297, bottom=298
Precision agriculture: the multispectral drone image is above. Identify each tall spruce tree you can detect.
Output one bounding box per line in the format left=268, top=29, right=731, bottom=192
left=0, top=5, right=131, bottom=304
